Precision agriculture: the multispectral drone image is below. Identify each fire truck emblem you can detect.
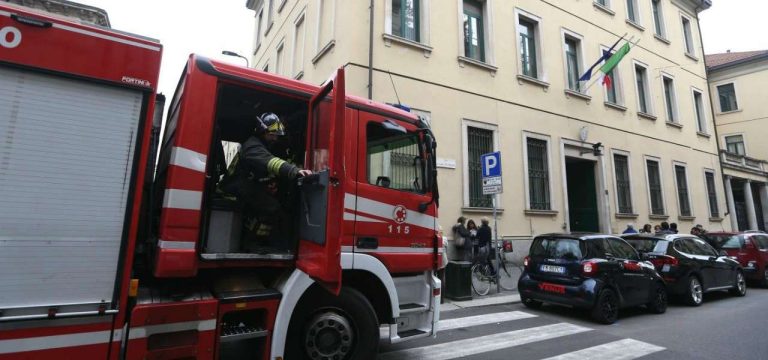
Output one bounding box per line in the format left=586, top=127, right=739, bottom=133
left=393, top=205, right=408, bottom=224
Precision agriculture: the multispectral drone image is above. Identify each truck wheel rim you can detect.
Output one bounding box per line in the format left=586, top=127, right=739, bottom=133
left=305, top=311, right=353, bottom=360
left=691, top=278, right=702, bottom=304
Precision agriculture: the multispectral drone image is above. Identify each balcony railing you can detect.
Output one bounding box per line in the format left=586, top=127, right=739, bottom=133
left=721, top=150, right=765, bottom=172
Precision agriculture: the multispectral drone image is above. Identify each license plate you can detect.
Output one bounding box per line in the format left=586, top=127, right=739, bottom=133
left=661, top=264, right=670, bottom=272
left=540, top=265, right=565, bottom=274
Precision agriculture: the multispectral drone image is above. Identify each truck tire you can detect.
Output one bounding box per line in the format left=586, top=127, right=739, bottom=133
left=285, top=287, right=379, bottom=360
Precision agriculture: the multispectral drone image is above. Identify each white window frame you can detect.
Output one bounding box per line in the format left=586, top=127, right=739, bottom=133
left=625, top=0, right=641, bottom=25
left=561, top=28, right=585, bottom=93
left=313, top=0, right=336, bottom=61
left=672, top=161, right=692, bottom=217
left=522, top=131, right=555, bottom=211
left=462, top=119, right=499, bottom=208
left=633, top=60, right=654, bottom=115
left=651, top=0, right=667, bottom=38
left=660, top=72, right=679, bottom=124
left=254, top=6, right=265, bottom=52
left=277, top=0, right=288, bottom=13
left=681, top=13, right=696, bottom=57
left=691, top=86, right=708, bottom=134
left=715, top=81, right=740, bottom=113
left=703, top=168, right=719, bottom=218
left=457, top=0, right=495, bottom=65
left=595, top=0, right=612, bottom=10
left=384, top=0, right=431, bottom=45
left=292, top=11, right=307, bottom=78
left=601, top=44, right=624, bottom=105
left=275, top=38, right=285, bottom=76
left=723, top=133, right=747, bottom=156
left=514, top=8, right=545, bottom=81
left=265, top=0, right=275, bottom=35
left=644, top=155, right=666, bottom=216
left=611, top=149, right=635, bottom=215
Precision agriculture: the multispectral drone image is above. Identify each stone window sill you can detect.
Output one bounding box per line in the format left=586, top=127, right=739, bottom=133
left=264, top=21, right=274, bottom=36
left=565, top=89, right=592, bottom=102
left=383, top=33, right=433, bottom=57
left=615, top=213, right=639, bottom=219
left=666, top=121, right=683, bottom=129
left=709, top=217, right=724, bottom=222
left=605, top=101, right=628, bottom=112
left=253, top=42, right=262, bottom=55
left=311, top=40, right=336, bottom=64
left=638, top=111, right=657, bottom=121
left=717, top=109, right=742, bottom=115
left=524, top=209, right=558, bottom=216
left=626, top=19, right=645, bottom=31
left=458, top=56, right=498, bottom=75
left=649, top=214, right=669, bottom=220
left=277, top=0, right=287, bottom=12
left=685, top=53, right=699, bottom=62
left=517, top=74, right=550, bottom=90
left=654, top=34, right=671, bottom=45
left=294, top=70, right=304, bottom=80
left=678, top=216, right=696, bottom=221
left=697, top=131, right=711, bottom=138
left=593, top=2, right=615, bottom=16
left=462, top=207, right=505, bottom=214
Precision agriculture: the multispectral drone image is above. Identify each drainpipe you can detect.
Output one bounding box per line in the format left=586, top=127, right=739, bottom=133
left=368, top=0, right=374, bottom=99
left=695, top=1, right=728, bottom=224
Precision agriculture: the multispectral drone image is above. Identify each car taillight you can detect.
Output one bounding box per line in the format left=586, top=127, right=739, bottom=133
left=649, top=255, right=678, bottom=268
left=582, top=261, right=599, bottom=276
left=524, top=256, right=530, bottom=269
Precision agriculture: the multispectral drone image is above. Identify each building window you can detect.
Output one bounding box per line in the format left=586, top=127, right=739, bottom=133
left=705, top=170, right=719, bottom=218
left=255, top=8, right=264, bottom=50
left=517, top=14, right=540, bottom=78
left=596, top=0, right=610, bottom=8
left=292, top=13, right=306, bottom=77
left=262, top=63, right=269, bottom=73
left=392, top=0, right=419, bottom=42
left=602, top=46, right=623, bottom=105
left=674, top=164, right=691, bottom=217
left=276, top=41, right=285, bottom=75
left=626, top=0, right=639, bottom=23
left=634, top=62, right=652, bottom=114
left=614, top=153, right=633, bottom=214
left=463, top=0, right=485, bottom=62
left=651, top=0, right=665, bottom=37
left=662, top=75, right=678, bottom=123
left=725, top=135, right=745, bottom=155
left=692, top=89, right=706, bottom=133
left=467, top=126, right=494, bottom=207
left=526, top=136, right=551, bottom=211
left=315, top=0, right=335, bottom=55
left=681, top=16, right=695, bottom=56
left=646, top=158, right=665, bottom=215
left=564, top=34, right=582, bottom=92
left=265, top=0, right=275, bottom=34
left=717, top=83, right=738, bottom=112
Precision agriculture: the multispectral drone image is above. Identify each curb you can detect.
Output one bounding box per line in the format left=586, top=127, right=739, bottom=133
left=441, top=293, right=521, bottom=312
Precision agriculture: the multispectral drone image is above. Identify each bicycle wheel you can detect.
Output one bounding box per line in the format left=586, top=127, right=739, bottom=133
left=497, top=256, right=521, bottom=291
left=471, top=264, right=491, bottom=296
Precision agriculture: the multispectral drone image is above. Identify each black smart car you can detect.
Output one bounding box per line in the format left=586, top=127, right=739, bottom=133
left=622, top=234, right=746, bottom=306
left=518, top=233, right=667, bottom=324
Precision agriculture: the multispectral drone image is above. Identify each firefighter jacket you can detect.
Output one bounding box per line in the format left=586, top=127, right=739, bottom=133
left=241, top=135, right=300, bottom=180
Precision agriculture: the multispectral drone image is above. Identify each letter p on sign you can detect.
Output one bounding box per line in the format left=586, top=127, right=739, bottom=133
left=481, top=152, right=501, bottom=177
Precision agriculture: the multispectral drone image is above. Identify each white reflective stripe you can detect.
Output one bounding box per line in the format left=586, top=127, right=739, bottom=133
left=158, top=240, right=196, bottom=250
left=355, top=246, right=433, bottom=254
left=541, top=339, right=665, bottom=360
left=170, top=147, right=207, bottom=173
left=344, top=193, right=356, bottom=210
left=52, top=23, right=161, bottom=51
left=129, top=319, right=217, bottom=340
left=341, top=246, right=354, bottom=253
left=0, top=330, right=112, bottom=354
left=163, top=189, right=202, bottom=210
left=350, top=194, right=436, bottom=230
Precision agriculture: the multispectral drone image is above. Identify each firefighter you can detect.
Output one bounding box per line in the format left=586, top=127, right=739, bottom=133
left=220, top=112, right=312, bottom=252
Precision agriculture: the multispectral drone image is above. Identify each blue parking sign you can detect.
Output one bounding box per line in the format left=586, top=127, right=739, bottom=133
left=481, top=152, right=501, bottom=177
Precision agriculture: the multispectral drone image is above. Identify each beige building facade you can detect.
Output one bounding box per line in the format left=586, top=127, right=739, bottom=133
left=246, top=0, right=728, bottom=241
left=706, top=50, right=768, bottom=231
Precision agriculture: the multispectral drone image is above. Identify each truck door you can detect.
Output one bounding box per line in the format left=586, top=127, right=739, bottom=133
left=353, top=112, right=436, bottom=273
left=296, top=68, right=346, bottom=294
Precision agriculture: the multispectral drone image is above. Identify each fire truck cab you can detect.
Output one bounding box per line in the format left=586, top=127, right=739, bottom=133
left=0, top=3, right=441, bottom=360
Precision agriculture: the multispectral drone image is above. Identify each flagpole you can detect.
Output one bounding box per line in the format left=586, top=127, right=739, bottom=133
left=580, top=35, right=637, bottom=94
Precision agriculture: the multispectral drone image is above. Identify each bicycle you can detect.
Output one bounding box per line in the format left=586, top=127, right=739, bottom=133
left=471, top=241, right=524, bottom=295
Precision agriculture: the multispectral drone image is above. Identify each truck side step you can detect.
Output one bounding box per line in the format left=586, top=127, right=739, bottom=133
left=399, top=303, right=428, bottom=314
left=397, top=329, right=428, bottom=338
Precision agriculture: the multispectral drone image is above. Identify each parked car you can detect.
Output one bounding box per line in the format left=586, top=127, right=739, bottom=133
left=518, top=233, right=667, bottom=324
left=622, top=234, right=746, bottom=306
left=700, top=232, right=768, bottom=287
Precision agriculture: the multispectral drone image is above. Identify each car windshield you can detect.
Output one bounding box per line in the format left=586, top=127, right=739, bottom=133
left=623, top=238, right=660, bottom=254
left=530, top=238, right=584, bottom=260
left=701, top=235, right=742, bottom=249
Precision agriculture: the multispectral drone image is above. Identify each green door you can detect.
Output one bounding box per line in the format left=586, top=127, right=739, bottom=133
left=566, top=158, right=599, bottom=232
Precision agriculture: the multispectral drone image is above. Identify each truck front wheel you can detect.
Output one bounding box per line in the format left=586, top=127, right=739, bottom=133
left=285, top=287, right=379, bottom=360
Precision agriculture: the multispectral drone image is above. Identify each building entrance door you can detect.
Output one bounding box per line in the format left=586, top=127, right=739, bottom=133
left=566, top=157, right=599, bottom=232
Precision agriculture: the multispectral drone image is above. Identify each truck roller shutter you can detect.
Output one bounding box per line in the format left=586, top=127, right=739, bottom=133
left=0, top=66, right=144, bottom=319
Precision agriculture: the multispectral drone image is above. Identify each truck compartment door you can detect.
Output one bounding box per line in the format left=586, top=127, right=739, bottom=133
left=297, top=68, right=346, bottom=295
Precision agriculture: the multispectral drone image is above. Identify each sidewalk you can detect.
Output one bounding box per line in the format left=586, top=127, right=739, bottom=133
left=441, top=291, right=521, bottom=312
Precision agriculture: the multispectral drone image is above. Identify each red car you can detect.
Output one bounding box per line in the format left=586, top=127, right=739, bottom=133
left=701, top=232, right=768, bottom=287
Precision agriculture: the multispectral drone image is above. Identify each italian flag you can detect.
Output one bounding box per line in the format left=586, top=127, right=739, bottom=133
left=599, top=42, right=632, bottom=90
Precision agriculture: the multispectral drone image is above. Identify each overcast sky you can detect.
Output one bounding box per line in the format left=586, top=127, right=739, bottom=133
left=80, top=1, right=767, bottom=99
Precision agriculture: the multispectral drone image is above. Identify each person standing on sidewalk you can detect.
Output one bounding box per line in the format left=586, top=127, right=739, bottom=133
left=452, top=217, right=471, bottom=261
left=477, top=218, right=493, bottom=267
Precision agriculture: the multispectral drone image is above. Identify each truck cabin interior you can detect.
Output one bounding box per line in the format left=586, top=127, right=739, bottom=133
left=202, top=82, right=309, bottom=260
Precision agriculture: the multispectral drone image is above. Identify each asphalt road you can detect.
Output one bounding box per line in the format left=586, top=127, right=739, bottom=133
left=379, top=287, right=768, bottom=359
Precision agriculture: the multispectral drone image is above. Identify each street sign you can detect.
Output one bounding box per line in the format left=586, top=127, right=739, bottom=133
left=481, top=152, right=502, bottom=195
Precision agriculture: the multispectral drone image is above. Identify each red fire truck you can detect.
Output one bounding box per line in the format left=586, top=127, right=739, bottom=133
left=0, top=4, right=441, bottom=359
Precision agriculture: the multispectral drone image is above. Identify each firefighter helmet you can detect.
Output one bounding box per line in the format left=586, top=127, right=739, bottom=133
left=255, top=112, right=286, bottom=136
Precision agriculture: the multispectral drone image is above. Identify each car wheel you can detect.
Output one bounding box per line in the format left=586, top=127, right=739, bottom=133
left=591, top=288, right=619, bottom=324
left=521, top=295, right=543, bottom=309
left=729, top=271, right=747, bottom=297
left=684, top=276, right=703, bottom=306
left=646, top=282, right=668, bottom=314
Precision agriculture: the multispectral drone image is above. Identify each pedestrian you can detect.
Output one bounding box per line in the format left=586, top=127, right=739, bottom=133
left=466, top=219, right=479, bottom=258
left=452, top=217, right=471, bottom=261
left=658, top=221, right=674, bottom=234
left=654, top=224, right=662, bottom=233
left=691, top=227, right=700, bottom=236
left=696, top=224, right=707, bottom=235
left=641, top=224, right=653, bottom=233
left=623, top=223, right=638, bottom=234
left=477, top=218, right=493, bottom=266
left=670, top=222, right=679, bottom=234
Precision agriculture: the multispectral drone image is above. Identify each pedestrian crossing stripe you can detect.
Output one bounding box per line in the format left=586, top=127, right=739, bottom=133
left=540, top=338, right=665, bottom=360
left=437, top=311, right=537, bottom=332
